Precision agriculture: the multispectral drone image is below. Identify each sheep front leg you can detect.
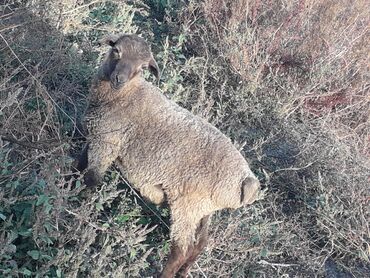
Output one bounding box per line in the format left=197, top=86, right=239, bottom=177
left=84, top=137, right=121, bottom=187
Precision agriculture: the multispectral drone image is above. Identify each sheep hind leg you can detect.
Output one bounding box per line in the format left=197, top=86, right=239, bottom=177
left=160, top=242, right=190, bottom=278
left=177, top=215, right=210, bottom=277
left=160, top=199, right=201, bottom=278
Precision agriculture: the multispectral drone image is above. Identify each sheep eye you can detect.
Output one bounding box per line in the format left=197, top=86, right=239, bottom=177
left=111, top=48, right=120, bottom=58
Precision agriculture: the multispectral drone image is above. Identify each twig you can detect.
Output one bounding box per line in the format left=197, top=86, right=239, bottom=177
left=0, top=12, right=14, bottom=19
left=62, top=0, right=104, bottom=15
left=0, top=23, right=26, bottom=33
left=258, top=259, right=298, bottom=268
left=1, top=135, right=63, bottom=150
left=64, top=208, right=102, bottom=231
left=273, top=161, right=315, bottom=173
left=0, top=144, right=64, bottom=184
left=0, top=33, right=85, bottom=137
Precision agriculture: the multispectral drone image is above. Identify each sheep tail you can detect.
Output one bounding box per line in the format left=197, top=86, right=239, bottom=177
left=240, top=177, right=260, bottom=205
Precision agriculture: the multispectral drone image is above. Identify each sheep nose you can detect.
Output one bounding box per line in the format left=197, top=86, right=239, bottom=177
left=115, top=74, right=128, bottom=85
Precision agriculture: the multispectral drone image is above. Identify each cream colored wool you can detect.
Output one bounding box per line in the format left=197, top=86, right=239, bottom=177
left=83, top=34, right=260, bottom=256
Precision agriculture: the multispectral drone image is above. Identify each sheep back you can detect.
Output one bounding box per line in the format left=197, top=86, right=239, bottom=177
left=87, top=77, right=257, bottom=210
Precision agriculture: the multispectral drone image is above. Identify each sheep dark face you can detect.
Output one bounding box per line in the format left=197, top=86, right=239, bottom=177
left=102, top=34, right=160, bottom=89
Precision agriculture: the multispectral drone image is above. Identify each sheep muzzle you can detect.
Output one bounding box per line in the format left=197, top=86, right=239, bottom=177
left=110, top=61, right=135, bottom=89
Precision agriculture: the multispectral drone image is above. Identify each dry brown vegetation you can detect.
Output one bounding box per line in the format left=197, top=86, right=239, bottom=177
left=0, top=0, right=369, bottom=277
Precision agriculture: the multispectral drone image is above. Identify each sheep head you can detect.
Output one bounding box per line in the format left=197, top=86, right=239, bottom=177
left=101, top=34, right=160, bottom=89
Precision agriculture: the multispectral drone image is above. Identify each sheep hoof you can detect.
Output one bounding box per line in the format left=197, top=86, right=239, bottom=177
left=84, top=169, right=101, bottom=187
left=177, top=268, right=190, bottom=277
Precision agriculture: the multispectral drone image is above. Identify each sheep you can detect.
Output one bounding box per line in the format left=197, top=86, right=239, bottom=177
left=81, top=34, right=260, bottom=277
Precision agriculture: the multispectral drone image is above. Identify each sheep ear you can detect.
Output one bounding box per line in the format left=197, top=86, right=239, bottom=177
left=101, top=34, right=120, bottom=47
left=148, top=58, right=160, bottom=81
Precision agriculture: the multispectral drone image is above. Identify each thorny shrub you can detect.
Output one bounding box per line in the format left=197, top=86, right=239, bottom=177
left=0, top=0, right=369, bottom=277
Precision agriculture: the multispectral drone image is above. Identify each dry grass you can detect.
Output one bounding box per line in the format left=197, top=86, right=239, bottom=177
left=0, top=0, right=369, bottom=277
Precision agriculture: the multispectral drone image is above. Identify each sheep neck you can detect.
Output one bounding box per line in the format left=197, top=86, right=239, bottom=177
left=89, top=76, right=143, bottom=107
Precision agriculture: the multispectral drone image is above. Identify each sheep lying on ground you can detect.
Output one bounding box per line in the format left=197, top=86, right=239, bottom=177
left=81, top=34, right=260, bottom=277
